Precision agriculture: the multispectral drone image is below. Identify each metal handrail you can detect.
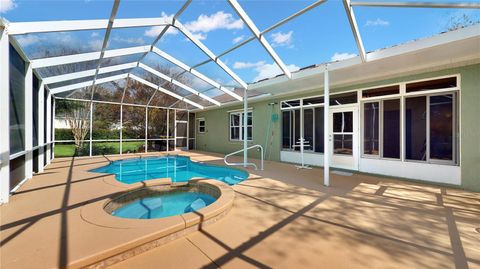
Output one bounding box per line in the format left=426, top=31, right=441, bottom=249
left=224, top=144, right=264, bottom=170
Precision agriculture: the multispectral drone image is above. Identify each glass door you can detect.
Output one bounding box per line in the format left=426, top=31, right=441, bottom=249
left=329, top=106, right=358, bottom=170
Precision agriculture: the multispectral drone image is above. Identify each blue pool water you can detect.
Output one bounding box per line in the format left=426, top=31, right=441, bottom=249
left=91, top=156, right=248, bottom=185
left=112, top=191, right=217, bottom=219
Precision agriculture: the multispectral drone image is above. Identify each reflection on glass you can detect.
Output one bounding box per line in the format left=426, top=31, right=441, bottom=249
left=383, top=99, right=400, bottom=158
left=364, top=102, right=379, bottom=155
left=330, top=92, right=357, bottom=106
left=333, top=112, right=353, bottom=132
left=303, top=109, right=313, bottom=150
left=430, top=94, right=453, bottom=160
left=405, top=96, right=426, bottom=161
left=282, top=111, right=291, bottom=149
left=334, top=135, right=353, bottom=155
left=314, top=107, right=324, bottom=153
left=10, top=45, right=26, bottom=154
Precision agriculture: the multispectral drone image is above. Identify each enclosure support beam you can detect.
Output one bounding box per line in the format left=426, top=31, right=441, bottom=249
left=24, top=63, right=33, bottom=181
left=323, top=65, right=330, bottom=187
left=0, top=27, right=11, bottom=203
left=228, top=0, right=292, bottom=79
left=173, top=20, right=248, bottom=89
left=46, top=91, right=52, bottom=164
left=152, top=47, right=243, bottom=101
left=89, top=101, right=93, bottom=157
left=350, top=1, right=480, bottom=9
left=243, top=88, right=248, bottom=167
left=342, top=0, right=366, bottom=62
left=38, top=81, right=45, bottom=172
left=52, top=98, right=56, bottom=159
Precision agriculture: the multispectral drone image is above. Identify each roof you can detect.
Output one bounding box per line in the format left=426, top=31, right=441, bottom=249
left=1, top=0, right=479, bottom=111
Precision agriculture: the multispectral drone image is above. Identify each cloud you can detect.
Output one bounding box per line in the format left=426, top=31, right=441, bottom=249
left=232, top=35, right=245, bottom=44
left=91, top=32, right=100, bottom=38
left=365, top=18, right=390, bottom=27
left=254, top=62, right=299, bottom=81
left=0, top=0, right=16, bottom=13
left=331, top=52, right=356, bottom=62
left=191, top=32, right=207, bottom=41
left=270, top=31, right=293, bottom=48
left=112, top=36, right=146, bottom=45
left=234, top=61, right=299, bottom=81
left=88, top=39, right=103, bottom=50
left=145, top=11, right=244, bottom=41
left=16, top=35, right=43, bottom=46
left=144, top=12, right=179, bottom=37
left=185, top=11, right=243, bottom=33
left=233, top=61, right=266, bottom=69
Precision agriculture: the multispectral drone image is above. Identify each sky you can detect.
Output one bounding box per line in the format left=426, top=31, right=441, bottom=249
left=1, top=0, right=479, bottom=86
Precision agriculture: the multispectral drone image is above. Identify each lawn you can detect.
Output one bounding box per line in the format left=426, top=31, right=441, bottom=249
left=54, top=141, right=145, bottom=157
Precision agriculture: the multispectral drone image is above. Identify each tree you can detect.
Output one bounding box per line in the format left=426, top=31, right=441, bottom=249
left=445, top=13, right=479, bottom=31
left=56, top=99, right=90, bottom=149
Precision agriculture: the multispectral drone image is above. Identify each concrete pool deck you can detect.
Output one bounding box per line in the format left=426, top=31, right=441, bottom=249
left=1, top=151, right=479, bottom=269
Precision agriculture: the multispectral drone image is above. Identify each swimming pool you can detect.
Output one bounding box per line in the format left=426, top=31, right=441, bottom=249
left=90, top=155, right=248, bottom=185
left=111, top=191, right=217, bottom=219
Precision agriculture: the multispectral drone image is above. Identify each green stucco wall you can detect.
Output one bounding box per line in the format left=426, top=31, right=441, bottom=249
left=195, top=63, right=480, bottom=191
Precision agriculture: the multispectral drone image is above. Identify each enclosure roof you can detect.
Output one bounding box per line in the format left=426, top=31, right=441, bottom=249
left=1, top=0, right=479, bottom=111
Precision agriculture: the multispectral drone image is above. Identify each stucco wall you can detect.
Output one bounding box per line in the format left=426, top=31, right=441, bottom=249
left=195, top=63, right=480, bottom=191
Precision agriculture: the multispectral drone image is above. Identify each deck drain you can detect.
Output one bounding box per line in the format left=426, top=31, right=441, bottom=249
left=475, top=228, right=480, bottom=234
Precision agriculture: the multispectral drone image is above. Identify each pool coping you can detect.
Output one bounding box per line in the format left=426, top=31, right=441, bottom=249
left=77, top=178, right=235, bottom=269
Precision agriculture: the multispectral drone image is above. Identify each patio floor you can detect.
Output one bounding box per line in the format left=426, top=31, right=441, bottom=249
left=1, top=151, right=479, bottom=269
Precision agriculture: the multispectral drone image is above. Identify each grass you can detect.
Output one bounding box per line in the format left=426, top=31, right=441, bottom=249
left=54, top=141, right=145, bottom=157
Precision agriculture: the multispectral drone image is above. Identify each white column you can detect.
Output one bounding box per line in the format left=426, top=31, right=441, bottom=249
left=166, top=109, right=169, bottom=151
left=174, top=110, right=177, bottom=151
left=323, top=65, right=330, bottom=186
left=119, top=104, right=123, bottom=155
left=0, top=28, right=11, bottom=203
left=46, top=92, right=52, bottom=163
left=25, top=62, right=33, bottom=180
left=145, top=107, right=148, bottom=153
left=243, top=88, right=248, bottom=167
left=52, top=98, right=55, bottom=159
left=38, top=81, right=45, bottom=172
left=89, top=101, right=93, bottom=156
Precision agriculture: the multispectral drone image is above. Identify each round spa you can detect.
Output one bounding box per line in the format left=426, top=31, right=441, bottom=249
left=104, top=183, right=220, bottom=219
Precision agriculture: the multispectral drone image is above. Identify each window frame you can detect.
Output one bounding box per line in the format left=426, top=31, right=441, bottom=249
left=359, top=74, right=460, bottom=165
left=228, top=110, right=253, bottom=142
left=197, top=118, right=205, bottom=134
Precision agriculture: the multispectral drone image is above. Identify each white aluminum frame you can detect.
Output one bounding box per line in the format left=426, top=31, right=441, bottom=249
left=0, top=27, right=10, bottom=203
left=1, top=0, right=477, bottom=202
left=227, top=0, right=292, bottom=79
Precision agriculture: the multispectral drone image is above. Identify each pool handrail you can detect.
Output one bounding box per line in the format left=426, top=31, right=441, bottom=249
left=224, top=144, right=264, bottom=170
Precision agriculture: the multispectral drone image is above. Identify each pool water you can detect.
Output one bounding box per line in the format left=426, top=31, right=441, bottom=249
left=91, top=156, right=248, bottom=185
left=111, top=191, right=217, bottom=219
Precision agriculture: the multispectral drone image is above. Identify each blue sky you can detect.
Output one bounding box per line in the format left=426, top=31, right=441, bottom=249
left=1, top=0, right=479, bottom=85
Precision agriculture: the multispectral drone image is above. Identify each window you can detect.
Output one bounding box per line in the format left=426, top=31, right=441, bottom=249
left=198, top=119, right=205, bottom=133
left=405, top=93, right=456, bottom=163
left=229, top=111, right=252, bottom=141
left=282, top=111, right=291, bottom=149
left=430, top=95, right=454, bottom=161
left=405, top=96, right=427, bottom=161
left=314, top=107, right=324, bottom=153
left=330, top=92, right=357, bottom=106
left=333, top=111, right=353, bottom=155
left=363, top=102, right=379, bottom=155
left=383, top=99, right=400, bottom=158
left=303, top=109, right=314, bottom=151
left=362, top=85, right=399, bottom=98
left=362, top=99, right=400, bottom=158
left=406, top=77, right=457, bottom=93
